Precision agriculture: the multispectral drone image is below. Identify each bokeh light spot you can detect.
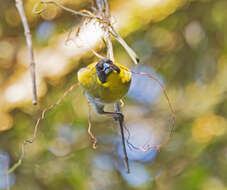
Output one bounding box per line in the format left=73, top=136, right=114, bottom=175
left=128, top=66, right=163, bottom=104
left=0, top=151, right=15, bottom=189
left=5, top=8, right=21, bottom=27
left=36, top=21, right=56, bottom=44
left=192, top=114, right=227, bottom=144
left=0, top=40, right=15, bottom=67
left=120, top=162, right=151, bottom=187
left=184, top=21, right=205, bottom=49
left=0, top=112, right=13, bottom=132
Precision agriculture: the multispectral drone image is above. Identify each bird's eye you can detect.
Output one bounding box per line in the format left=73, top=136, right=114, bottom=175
left=104, top=68, right=110, bottom=74
left=103, top=63, right=112, bottom=74
left=103, top=63, right=110, bottom=69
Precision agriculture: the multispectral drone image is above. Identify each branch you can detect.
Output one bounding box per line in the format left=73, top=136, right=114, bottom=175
left=33, top=0, right=139, bottom=65
left=96, top=0, right=130, bottom=172
left=110, top=26, right=139, bottom=65
left=130, top=71, right=176, bottom=151
left=33, top=0, right=96, bottom=18
left=8, top=83, right=79, bottom=174
left=87, top=102, right=98, bottom=149
left=105, top=32, right=114, bottom=61
left=15, top=0, right=37, bottom=105
left=115, top=103, right=130, bottom=173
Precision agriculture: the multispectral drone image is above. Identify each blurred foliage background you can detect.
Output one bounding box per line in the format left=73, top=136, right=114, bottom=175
left=0, top=0, right=227, bottom=189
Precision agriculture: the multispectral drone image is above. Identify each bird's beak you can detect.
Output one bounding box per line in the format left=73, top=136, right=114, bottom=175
left=110, top=64, right=120, bottom=73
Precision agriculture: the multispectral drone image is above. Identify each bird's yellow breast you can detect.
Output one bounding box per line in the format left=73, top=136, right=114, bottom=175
left=78, top=62, right=131, bottom=104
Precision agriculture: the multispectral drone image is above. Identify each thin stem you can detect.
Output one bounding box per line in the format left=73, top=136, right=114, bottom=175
left=33, top=0, right=96, bottom=18
left=115, top=103, right=130, bottom=173
left=103, top=0, right=110, bottom=18
left=110, top=27, right=139, bottom=65
left=87, top=102, right=98, bottom=149
left=106, top=32, right=114, bottom=61
left=89, top=47, right=105, bottom=59
left=99, top=0, right=129, bottom=172
left=15, top=0, right=37, bottom=105
left=96, top=107, right=130, bottom=173
left=95, top=0, right=105, bottom=14
left=130, top=71, right=176, bottom=151
left=8, top=83, right=79, bottom=174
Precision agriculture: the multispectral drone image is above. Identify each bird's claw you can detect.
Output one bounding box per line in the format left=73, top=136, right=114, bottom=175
left=112, top=112, right=124, bottom=122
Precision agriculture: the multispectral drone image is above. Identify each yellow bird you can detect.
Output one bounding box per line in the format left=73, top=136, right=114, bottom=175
left=78, top=58, right=131, bottom=173
left=77, top=58, right=175, bottom=173
left=77, top=58, right=131, bottom=113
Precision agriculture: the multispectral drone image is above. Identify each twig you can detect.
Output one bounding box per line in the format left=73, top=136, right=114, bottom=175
left=96, top=0, right=130, bottom=173
left=95, top=0, right=105, bottom=14
left=130, top=71, right=176, bottom=151
left=87, top=102, right=98, bottom=149
left=115, top=103, right=130, bottom=173
left=33, top=0, right=96, bottom=18
left=110, top=27, right=139, bottom=65
left=8, top=83, right=79, bottom=174
left=103, top=0, right=110, bottom=17
left=15, top=0, right=37, bottom=105
left=106, top=32, right=114, bottom=61
left=33, top=0, right=139, bottom=65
